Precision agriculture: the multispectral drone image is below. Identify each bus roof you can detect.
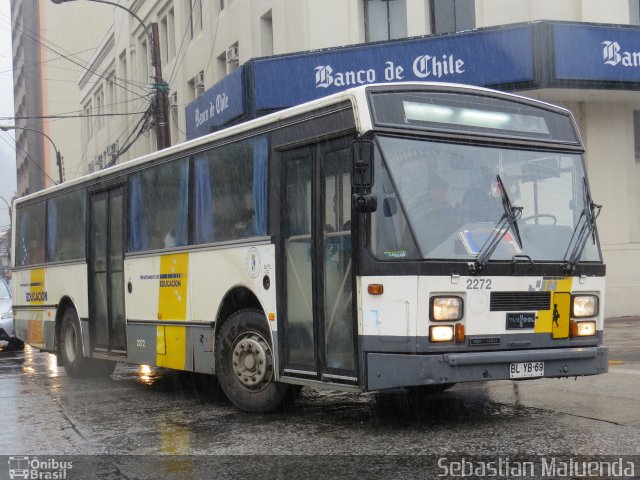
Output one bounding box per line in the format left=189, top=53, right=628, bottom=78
left=14, top=81, right=576, bottom=205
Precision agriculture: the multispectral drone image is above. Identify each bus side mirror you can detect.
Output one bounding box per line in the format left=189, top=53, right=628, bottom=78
left=352, top=193, right=377, bottom=213
left=351, top=140, right=377, bottom=212
left=351, top=140, right=374, bottom=189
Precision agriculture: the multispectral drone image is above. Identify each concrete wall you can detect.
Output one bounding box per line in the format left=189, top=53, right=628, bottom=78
left=582, top=102, right=640, bottom=317
left=476, top=0, right=631, bottom=27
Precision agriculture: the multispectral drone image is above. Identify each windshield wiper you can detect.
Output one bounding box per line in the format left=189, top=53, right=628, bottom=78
left=563, top=177, right=601, bottom=274
left=470, top=174, right=523, bottom=274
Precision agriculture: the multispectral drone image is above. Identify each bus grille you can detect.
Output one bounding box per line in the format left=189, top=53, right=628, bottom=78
left=490, top=291, right=551, bottom=311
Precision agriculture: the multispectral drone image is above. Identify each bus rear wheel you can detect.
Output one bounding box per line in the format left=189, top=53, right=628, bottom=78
left=59, top=308, right=115, bottom=378
left=215, top=309, right=289, bottom=413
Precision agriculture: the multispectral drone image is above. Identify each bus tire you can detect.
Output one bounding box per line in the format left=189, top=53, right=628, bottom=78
left=60, top=308, right=115, bottom=378
left=60, top=308, right=88, bottom=378
left=215, top=309, right=289, bottom=413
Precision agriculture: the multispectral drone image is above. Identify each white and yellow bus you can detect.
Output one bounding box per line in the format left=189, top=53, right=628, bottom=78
left=12, top=82, right=607, bottom=412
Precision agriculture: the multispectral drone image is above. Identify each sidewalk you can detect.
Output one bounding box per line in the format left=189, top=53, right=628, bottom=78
left=605, top=316, right=640, bottom=324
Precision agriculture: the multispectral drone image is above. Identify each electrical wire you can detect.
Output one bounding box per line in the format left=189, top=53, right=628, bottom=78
left=168, top=0, right=205, bottom=86
left=203, top=4, right=222, bottom=81
left=4, top=13, right=150, bottom=99
left=0, top=131, right=58, bottom=186
left=2, top=111, right=150, bottom=120
left=1, top=11, right=150, bottom=96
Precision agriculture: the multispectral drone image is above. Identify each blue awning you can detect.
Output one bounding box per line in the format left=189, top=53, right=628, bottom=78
left=185, top=21, right=640, bottom=140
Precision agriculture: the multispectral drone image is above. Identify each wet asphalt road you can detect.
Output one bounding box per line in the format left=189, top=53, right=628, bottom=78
left=0, top=319, right=638, bottom=477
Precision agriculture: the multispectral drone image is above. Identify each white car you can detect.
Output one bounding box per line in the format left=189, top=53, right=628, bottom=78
left=0, top=277, right=23, bottom=351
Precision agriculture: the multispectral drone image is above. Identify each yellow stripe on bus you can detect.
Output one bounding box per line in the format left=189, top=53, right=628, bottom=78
left=158, top=253, right=189, bottom=321
left=534, top=277, right=573, bottom=334
left=156, top=325, right=186, bottom=370
left=156, top=253, right=189, bottom=370
left=29, top=268, right=46, bottom=305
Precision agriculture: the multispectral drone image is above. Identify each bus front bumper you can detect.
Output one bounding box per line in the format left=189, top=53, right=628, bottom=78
left=366, top=346, right=608, bottom=391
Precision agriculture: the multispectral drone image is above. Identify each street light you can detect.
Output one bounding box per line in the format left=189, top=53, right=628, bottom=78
left=0, top=196, right=10, bottom=217
left=0, top=125, right=63, bottom=184
left=51, top=0, right=171, bottom=151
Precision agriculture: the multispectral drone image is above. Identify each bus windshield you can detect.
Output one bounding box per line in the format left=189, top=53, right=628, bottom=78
left=371, top=135, right=601, bottom=263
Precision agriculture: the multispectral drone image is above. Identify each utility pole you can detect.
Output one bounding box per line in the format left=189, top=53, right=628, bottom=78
left=51, top=0, right=171, bottom=151
left=151, top=22, right=171, bottom=150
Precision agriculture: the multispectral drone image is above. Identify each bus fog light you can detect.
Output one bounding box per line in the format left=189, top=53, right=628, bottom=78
left=570, top=320, right=596, bottom=337
left=571, top=295, right=598, bottom=318
left=430, top=296, right=463, bottom=321
left=430, top=325, right=454, bottom=343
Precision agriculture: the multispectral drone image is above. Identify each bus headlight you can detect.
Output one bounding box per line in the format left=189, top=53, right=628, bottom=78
left=430, top=325, right=454, bottom=343
left=571, top=295, right=598, bottom=318
left=430, top=296, right=463, bottom=321
left=570, top=320, right=597, bottom=337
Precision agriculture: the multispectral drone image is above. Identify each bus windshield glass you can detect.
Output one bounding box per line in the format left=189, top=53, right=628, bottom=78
left=371, top=136, right=601, bottom=263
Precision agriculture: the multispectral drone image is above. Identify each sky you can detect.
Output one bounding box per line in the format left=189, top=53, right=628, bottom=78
left=0, top=1, right=16, bottom=229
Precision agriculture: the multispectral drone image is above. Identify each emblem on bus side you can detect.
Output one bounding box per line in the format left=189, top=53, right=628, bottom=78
left=246, top=247, right=261, bottom=279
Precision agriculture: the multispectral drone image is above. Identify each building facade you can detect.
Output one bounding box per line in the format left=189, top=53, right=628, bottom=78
left=13, top=0, right=640, bottom=317
left=10, top=0, right=111, bottom=194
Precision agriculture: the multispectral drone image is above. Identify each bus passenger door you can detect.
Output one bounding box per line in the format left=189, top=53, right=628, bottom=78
left=280, top=139, right=357, bottom=384
left=89, top=187, right=127, bottom=354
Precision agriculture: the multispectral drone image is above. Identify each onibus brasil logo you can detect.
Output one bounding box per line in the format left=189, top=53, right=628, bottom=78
left=7, top=457, right=73, bottom=479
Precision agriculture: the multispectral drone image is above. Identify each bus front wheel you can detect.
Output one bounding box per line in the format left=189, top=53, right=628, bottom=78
left=59, top=308, right=115, bottom=378
left=215, top=309, right=289, bottom=413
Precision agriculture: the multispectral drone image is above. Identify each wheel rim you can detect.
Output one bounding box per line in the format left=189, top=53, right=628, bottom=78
left=230, top=331, right=273, bottom=392
left=63, top=321, right=77, bottom=364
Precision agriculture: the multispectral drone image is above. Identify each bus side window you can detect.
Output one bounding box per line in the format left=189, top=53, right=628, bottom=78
left=129, top=159, right=189, bottom=252
left=194, top=135, right=268, bottom=245
left=16, top=202, right=46, bottom=266
left=47, top=189, right=86, bottom=262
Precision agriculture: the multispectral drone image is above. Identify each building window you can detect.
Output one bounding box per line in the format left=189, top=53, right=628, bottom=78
left=187, top=71, right=205, bottom=103
left=107, top=73, right=116, bottom=115
left=94, top=89, right=104, bottom=129
left=83, top=102, right=93, bottom=140
left=186, top=0, right=203, bottom=39
left=429, top=0, right=475, bottom=34
left=118, top=50, right=128, bottom=108
left=634, top=110, right=640, bottom=162
left=364, top=0, right=407, bottom=42
left=158, top=8, right=176, bottom=62
left=139, top=38, right=150, bottom=82
left=631, top=0, right=640, bottom=25
left=226, top=42, right=239, bottom=73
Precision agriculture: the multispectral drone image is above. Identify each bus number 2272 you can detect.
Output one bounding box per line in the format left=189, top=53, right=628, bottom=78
left=466, top=279, right=492, bottom=290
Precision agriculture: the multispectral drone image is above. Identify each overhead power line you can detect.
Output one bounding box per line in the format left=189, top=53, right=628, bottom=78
left=5, top=12, right=150, bottom=99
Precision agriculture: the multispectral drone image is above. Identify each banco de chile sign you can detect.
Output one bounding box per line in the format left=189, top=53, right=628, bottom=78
left=185, top=21, right=640, bottom=139
left=602, top=40, right=640, bottom=67
left=554, top=23, right=640, bottom=81
left=314, top=53, right=465, bottom=89
left=251, top=25, right=534, bottom=111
